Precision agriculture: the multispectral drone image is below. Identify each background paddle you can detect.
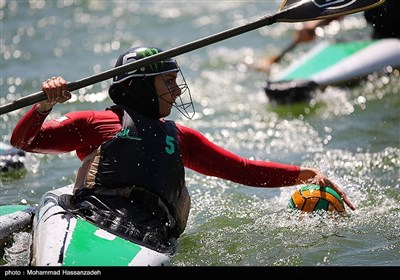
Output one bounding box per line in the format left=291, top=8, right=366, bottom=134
left=248, top=40, right=298, bottom=72
left=267, top=40, right=298, bottom=65
left=0, top=0, right=385, bottom=116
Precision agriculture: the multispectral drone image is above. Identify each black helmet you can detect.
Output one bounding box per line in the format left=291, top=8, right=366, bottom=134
left=113, top=47, right=180, bottom=83
left=109, top=46, right=194, bottom=119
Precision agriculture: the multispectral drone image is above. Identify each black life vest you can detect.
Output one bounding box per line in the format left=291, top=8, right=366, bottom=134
left=94, top=105, right=185, bottom=209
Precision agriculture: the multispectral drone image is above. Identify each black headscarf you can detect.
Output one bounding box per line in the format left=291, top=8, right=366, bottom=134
left=109, top=76, right=160, bottom=119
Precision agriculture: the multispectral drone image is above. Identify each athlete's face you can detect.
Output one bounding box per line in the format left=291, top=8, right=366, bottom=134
left=154, top=72, right=182, bottom=117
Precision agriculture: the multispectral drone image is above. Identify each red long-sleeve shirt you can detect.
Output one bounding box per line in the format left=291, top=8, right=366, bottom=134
left=11, top=105, right=300, bottom=188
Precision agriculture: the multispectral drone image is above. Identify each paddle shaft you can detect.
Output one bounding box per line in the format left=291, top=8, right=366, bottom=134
left=0, top=0, right=385, bottom=115
left=0, top=15, right=278, bottom=115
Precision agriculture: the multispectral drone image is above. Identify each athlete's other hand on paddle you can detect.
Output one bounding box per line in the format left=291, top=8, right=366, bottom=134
left=249, top=17, right=338, bottom=73
left=37, top=76, right=71, bottom=113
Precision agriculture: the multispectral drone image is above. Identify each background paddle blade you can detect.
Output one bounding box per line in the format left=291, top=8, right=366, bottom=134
left=276, top=0, right=386, bottom=22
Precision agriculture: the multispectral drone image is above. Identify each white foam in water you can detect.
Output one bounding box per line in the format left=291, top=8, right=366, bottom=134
left=3, top=232, right=32, bottom=266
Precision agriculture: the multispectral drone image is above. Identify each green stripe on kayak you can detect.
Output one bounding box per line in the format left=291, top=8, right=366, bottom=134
left=63, top=218, right=141, bottom=266
left=0, top=205, right=29, bottom=216
left=280, top=40, right=375, bottom=81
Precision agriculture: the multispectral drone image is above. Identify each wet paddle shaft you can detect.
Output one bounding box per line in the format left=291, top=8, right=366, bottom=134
left=0, top=0, right=385, bottom=116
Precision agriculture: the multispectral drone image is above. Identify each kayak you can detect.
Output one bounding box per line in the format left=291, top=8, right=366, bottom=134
left=264, top=38, right=400, bottom=104
left=0, top=142, right=25, bottom=173
left=0, top=205, right=35, bottom=244
left=0, top=185, right=172, bottom=266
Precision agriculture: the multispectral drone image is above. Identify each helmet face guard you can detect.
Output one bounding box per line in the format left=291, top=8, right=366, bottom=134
left=156, top=65, right=195, bottom=120
left=112, top=47, right=195, bottom=119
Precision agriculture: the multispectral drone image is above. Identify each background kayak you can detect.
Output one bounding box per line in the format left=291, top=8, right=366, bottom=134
left=265, top=38, right=400, bottom=103
left=0, top=142, right=25, bottom=174
left=0, top=205, right=34, bottom=242
left=1, top=1, right=399, bottom=266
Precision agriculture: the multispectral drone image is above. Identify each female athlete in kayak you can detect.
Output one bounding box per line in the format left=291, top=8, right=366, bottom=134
left=11, top=46, right=355, bottom=253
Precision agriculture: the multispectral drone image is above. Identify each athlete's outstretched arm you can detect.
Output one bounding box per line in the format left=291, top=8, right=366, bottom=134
left=177, top=124, right=355, bottom=210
